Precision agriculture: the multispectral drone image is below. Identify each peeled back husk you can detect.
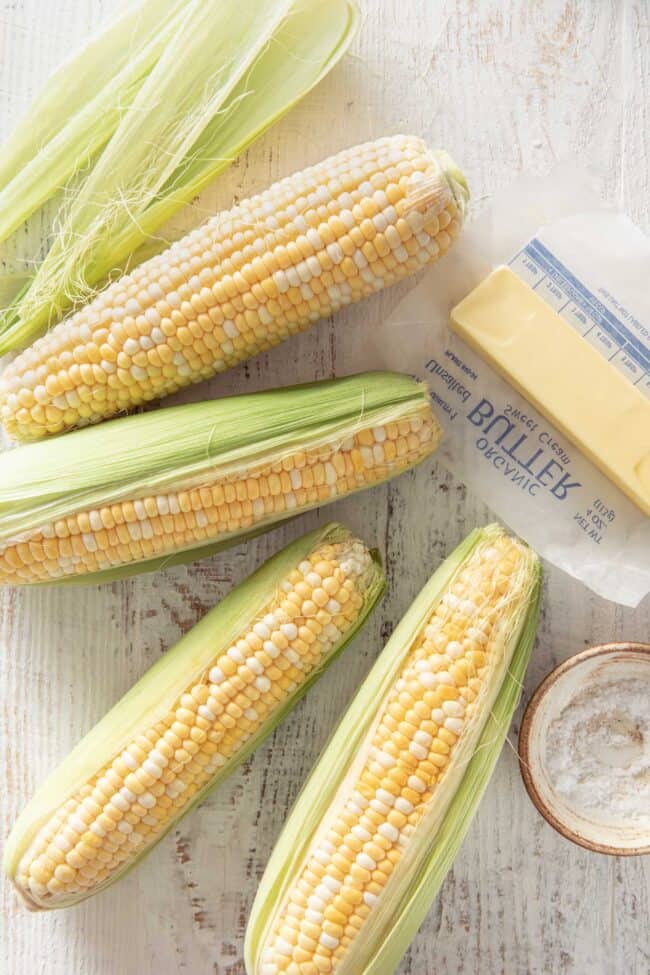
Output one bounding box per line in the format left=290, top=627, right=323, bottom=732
left=0, top=0, right=360, bottom=353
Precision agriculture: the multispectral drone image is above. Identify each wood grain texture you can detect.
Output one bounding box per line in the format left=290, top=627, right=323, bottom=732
left=1, top=1, right=649, bottom=973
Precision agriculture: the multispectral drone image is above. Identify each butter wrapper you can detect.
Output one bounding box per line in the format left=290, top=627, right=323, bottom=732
left=370, top=166, right=649, bottom=606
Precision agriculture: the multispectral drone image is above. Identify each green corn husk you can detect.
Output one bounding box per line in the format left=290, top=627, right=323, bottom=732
left=0, top=0, right=186, bottom=230
left=0, top=0, right=360, bottom=353
left=4, top=522, right=385, bottom=910
left=245, top=524, right=541, bottom=975
left=0, top=372, right=440, bottom=586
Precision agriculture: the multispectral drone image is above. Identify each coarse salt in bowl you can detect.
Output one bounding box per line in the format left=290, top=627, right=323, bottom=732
left=518, top=643, right=650, bottom=855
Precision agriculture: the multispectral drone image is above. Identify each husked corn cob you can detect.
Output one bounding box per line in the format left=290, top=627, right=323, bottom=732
left=4, top=524, right=385, bottom=910
left=246, top=525, right=541, bottom=975
left=0, top=135, right=468, bottom=440
left=0, top=372, right=440, bottom=585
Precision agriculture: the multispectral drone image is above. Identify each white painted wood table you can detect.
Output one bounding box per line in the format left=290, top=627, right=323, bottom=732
left=1, top=2, right=648, bottom=973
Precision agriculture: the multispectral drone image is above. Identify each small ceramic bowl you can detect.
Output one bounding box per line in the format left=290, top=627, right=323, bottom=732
left=518, top=642, right=650, bottom=856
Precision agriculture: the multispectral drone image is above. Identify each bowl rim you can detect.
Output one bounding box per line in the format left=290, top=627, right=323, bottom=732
left=518, top=641, right=650, bottom=857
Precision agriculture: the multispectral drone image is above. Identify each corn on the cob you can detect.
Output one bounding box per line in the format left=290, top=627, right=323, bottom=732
left=0, top=372, right=440, bottom=586
left=0, top=136, right=468, bottom=441
left=246, top=524, right=541, bottom=975
left=4, top=523, right=385, bottom=910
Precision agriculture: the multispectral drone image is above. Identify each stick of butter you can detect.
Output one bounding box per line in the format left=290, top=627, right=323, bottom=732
left=450, top=266, right=650, bottom=515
